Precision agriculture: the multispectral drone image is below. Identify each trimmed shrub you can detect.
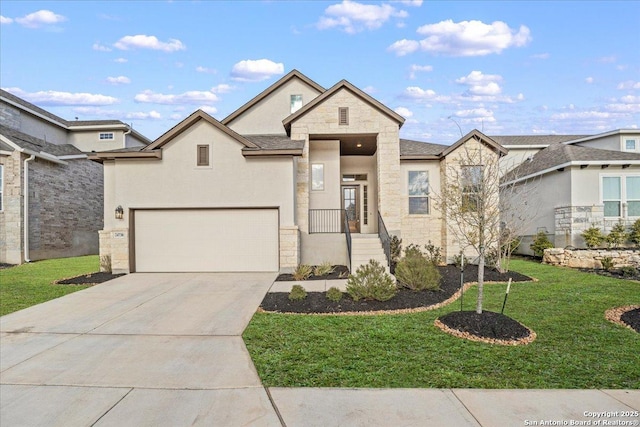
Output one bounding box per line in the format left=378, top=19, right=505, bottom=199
left=288, top=284, right=307, bottom=301
left=606, top=223, right=628, bottom=249
left=346, top=260, right=396, bottom=302
left=629, top=219, right=640, bottom=247
left=326, top=286, right=343, bottom=302
left=530, top=231, right=554, bottom=257
left=582, top=227, right=605, bottom=249
left=313, top=261, right=334, bottom=277
left=620, top=266, right=636, bottom=278
left=423, top=241, right=443, bottom=265
left=395, top=251, right=441, bottom=291
left=601, top=257, right=614, bottom=271
left=292, top=264, right=313, bottom=281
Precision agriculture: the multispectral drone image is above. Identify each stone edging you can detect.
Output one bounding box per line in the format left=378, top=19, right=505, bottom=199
left=604, top=305, right=640, bottom=331
left=433, top=318, right=537, bottom=346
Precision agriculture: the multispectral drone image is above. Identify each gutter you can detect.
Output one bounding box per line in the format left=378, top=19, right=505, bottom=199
left=23, top=154, right=36, bottom=263
left=123, top=124, right=132, bottom=148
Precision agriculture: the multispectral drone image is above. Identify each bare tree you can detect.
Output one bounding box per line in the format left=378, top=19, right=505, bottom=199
left=433, top=132, right=539, bottom=314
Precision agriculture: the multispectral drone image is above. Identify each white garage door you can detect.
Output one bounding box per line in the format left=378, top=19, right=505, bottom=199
left=134, top=209, right=279, bottom=272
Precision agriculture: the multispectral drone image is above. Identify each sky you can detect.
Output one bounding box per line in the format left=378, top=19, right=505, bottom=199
left=1, top=0, right=638, bottom=145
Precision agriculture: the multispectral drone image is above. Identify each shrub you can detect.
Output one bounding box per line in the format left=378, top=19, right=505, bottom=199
left=326, top=286, right=343, bottom=302
left=313, top=261, right=334, bottom=277
left=452, top=252, right=468, bottom=268
left=606, top=223, right=628, bottom=249
left=620, top=266, right=637, bottom=278
left=530, top=231, right=554, bottom=257
left=582, top=226, right=605, bottom=249
left=346, top=260, right=396, bottom=302
left=292, top=264, right=313, bottom=281
left=629, top=219, right=640, bottom=247
left=423, top=241, right=443, bottom=265
left=404, top=244, right=424, bottom=258
left=395, top=252, right=441, bottom=291
left=390, top=235, right=402, bottom=272
left=601, top=257, right=614, bottom=271
left=288, top=284, right=307, bottom=301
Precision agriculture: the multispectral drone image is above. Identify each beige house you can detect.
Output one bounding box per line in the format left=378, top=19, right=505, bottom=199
left=93, top=70, right=505, bottom=274
left=500, top=129, right=640, bottom=252
left=0, top=89, right=150, bottom=264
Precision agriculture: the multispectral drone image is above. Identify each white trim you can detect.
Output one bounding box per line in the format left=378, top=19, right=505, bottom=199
left=621, top=136, right=640, bottom=153
left=502, top=160, right=640, bottom=186
left=502, top=144, right=549, bottom=149
left=562, top=129, right=640, bottom=145
left=58, top=154, right=88, bottom=160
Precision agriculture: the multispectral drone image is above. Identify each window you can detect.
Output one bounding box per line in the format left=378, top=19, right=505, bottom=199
left=338, top=107, right=349, bottom=125
left=342, top=174, right=367, bottom=181
left=290, top=94, right=303, bottom=113
left=462, top=165, right=483, bottom=212
left=627, top=177, right=640, bottom=216
left=197, top=145, right=210, bottom=166
left=626, top=139, right=636, bottom=151
left=99, top=132, right=114, bottom=140
left=311, top=164, right=324, bottom=191
left=603, top=176, right=621, bottom=217
left=408, top=171, right=429, bottom=214
left=0, top=164, right=3, bottom=211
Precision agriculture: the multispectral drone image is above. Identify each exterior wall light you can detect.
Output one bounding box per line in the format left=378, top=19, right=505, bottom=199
left=115, top=205, right=124, bottom=220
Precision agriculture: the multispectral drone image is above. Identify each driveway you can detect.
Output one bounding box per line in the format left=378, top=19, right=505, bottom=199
left=0, top=272, right=283, bottom=426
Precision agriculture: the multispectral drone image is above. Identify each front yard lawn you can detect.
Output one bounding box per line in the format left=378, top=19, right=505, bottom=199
left=0, top=256, right=98, bottom=316
left=243, top=260, right=640, bottom=389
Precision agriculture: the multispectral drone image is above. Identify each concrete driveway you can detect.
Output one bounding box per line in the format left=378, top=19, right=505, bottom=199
left=0, top=272, right=282, bottom=426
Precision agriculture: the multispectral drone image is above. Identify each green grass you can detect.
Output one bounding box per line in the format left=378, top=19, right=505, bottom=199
left=0, top=256, right=98, bottom=316
left=243, top=260, right=640, bottom=389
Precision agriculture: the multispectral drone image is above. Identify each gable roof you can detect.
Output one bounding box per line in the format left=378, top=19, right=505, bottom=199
left=221, top=70, right=325, bottom=126
left=1, top=124, right=84, bottom=158
left=561, top=129, right=640, bottom=145
left=282, top=79, right=405, bottom=134
left=441, top=129, right=508, bottom=158
left=399, top=139, right=448, bottom=160
left=490, top=135, right=588, bottom=147
left=1, top=88, right=67, bottom=126
left=503, top=143, right=640, bottom=184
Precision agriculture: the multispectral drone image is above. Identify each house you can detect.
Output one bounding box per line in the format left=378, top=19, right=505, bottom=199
left=0, top=89, right=151, bottom=264
left=500, top=129, right=640, bottom=253
left=92, top=70, right=506, bottom=274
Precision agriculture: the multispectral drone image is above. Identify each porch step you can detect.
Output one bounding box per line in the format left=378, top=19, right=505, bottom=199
left=350, top=234, right=391, bottom=275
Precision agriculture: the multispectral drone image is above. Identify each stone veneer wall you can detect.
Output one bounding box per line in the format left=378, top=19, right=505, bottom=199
left=0, top=151, right=23, bottom=264
left=543, top=247, right=640, bottom=269
left=279, top=226, right=300, bottom=271
left=554, top=205, right=605, bottom=248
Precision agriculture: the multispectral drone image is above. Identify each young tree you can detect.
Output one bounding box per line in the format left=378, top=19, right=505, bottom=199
left=434, top=131, right=539, bottom=314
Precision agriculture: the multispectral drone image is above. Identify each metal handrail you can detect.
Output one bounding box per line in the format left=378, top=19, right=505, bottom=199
left=377, top=211, right=391, bottom=268
left=309, top=209, right=344, bottom=233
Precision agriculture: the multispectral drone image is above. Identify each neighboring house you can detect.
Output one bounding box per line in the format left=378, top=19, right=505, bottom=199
left=0, top=89, right=151, bottom=264
left=92, top=70, right=506, bottom=274
left=500, top=129, right=640, bottom=253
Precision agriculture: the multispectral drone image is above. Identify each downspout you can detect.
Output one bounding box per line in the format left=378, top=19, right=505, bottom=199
left=123, top=124, right=132, bottom=148
left=23, top=154, right=36, bottom=263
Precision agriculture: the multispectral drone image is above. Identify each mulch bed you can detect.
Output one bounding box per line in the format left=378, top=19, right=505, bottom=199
left=0, top=263, right=15, bottom=270
left=275, top=265, right=349, bottom=281
left=434, top=310, right=536, bottom=345
left=578, top=268, right=640, bottom=282
left=55, top=272, right=125, bottom=285
left=605, top=305, right=640, bottom=333
left=260, top=265, right=532, bottom=315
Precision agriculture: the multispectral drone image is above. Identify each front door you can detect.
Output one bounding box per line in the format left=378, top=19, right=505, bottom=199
left=342, top=186, right=360, bottom=233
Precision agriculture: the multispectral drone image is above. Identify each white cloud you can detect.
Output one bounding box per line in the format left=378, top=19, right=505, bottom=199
left=196, top=66, right=217, bottom=74
left=456, top=71, right=503, bottom=96
left=114, top=58, right=128, bottom=63
left=3, top=87, right=118, bottom=106
left=389, top=19, right=531, bottom=56
left=1, top=15, right=13, bottom=25
left=92, top=43, right=112, bottom=52
left=114, top=35, right=185, bottom=52
left=106, top=76, right=131, bottom=85
left=211, top=84, right=233, bottom=94
left=230, top=59, right=284, bottom=82
left=170, top=113, right=183, bottom=120
left=363, top=85, right=377, bottom=94
left=125, top=110, right=162, bottom=120
left=15, top=10, right=66, bottom=28
left=408, top=64, right=433, bottom=79
left=198, top=105, right=218, bottom=115
left=454, top=107, right=495, bottom=119
left=397, top=0, right=423, bottom=6
left=531, top=53, right=550, bottom=60
left=617, top=80, right=640, bottom=90
left=403, top=86, right=452, bottom=103
left=134, top=89, right=219, bottom=105
left=585, top=77, right=594, bottom=84
left=73, top=106, right=161, bottom=121
left=394, top=106, right=413, bottom=118
left=317, top=0, right=408, bottom=34
left=551, top=111, right=612, bottom=120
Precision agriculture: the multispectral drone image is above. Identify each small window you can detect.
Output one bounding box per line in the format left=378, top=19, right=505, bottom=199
left=197, top=145, right=210, bottom=166
left=342, top=174, right=367, bottom=182
left=311, top=164, right=324, bottom=191
left=99, top=132, right=114, bottom=140
left=290, top=94, right=303, bottom=113
left=626, top=139, right=636, bottom=151
left=338, top=107, right=349, bottom=125
left=408, top=171, right=429, bottom=214
left=603, top=176, right=621, bottom=217
left=462, top=165, right=483, bottom=212
left=0, top=164, right=3, bottom=211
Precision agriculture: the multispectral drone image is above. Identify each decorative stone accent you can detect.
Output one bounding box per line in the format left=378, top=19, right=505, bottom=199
left=543, top=247, right=640, bottom=269
left=279, top=226, right=300, bottom=270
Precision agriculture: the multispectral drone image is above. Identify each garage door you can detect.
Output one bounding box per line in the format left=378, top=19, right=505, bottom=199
left=134, top=209, right=279, bottom=272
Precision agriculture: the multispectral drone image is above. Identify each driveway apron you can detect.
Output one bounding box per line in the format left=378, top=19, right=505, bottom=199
left=0, top=272, right=282, bottom=426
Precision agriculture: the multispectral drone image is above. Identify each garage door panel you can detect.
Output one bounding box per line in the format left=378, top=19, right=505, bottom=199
left=134, top=209, right=278, bottom=272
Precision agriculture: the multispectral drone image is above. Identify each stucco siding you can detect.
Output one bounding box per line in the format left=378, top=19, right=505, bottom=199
left=341, top=155, right=377, bottom=234
left=309, top=140, right=341, bottom=210
left=500, top=147, right=543, bottom=174
left=1, top=105, right=67, bottom=145
left=68, top=130, right=127, bottom=152
left=574, top=135, right=620, bottom=151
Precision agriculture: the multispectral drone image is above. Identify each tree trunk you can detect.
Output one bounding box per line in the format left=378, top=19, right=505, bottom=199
left=476, top=252, right=484, bottom=314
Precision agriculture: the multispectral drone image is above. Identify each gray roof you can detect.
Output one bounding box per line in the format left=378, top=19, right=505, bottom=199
left=505, top=143, right=640, bottom=180
left=400, top=139, right=448, bottom=157
left=490, top=135, right=588, bottom=146
left=243, top=134, right=304, bottom=150
left=1, top=88, right=68, bottom=126
left=0, top=125, right=83, bottom=156
left=68, top=120, right=125, bottom=127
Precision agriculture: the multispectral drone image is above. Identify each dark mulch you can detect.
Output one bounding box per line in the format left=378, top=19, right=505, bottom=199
left=438, top=310, right=531, bottom=340
left=261, top=265, right=532, bottom=314
left=275, top=265, right=349, bottom=281
left=0, top=263, right=15, bottom=270
left=56, top=272, right=125, bottom=285
left=620, top=308, right=640, bottom=332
